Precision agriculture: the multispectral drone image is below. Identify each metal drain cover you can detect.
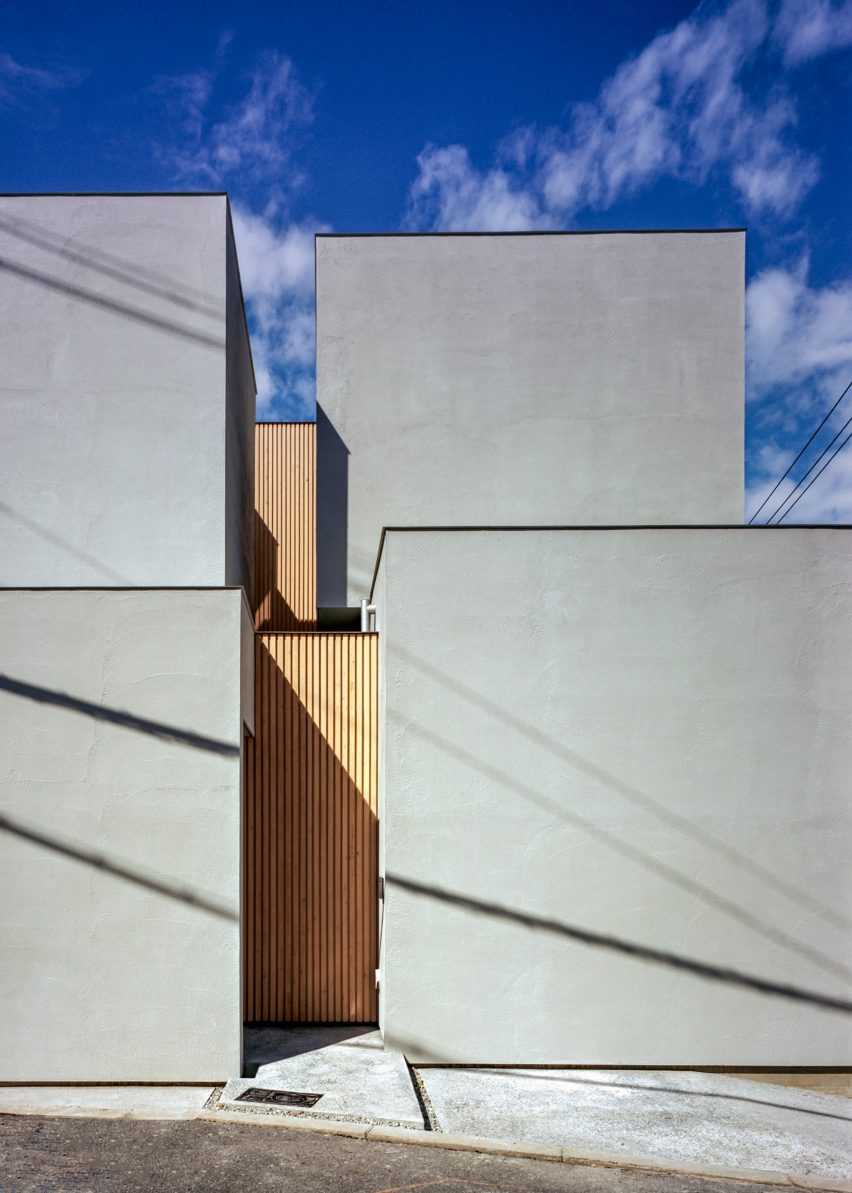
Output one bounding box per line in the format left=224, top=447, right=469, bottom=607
left=236, top=1087, right=324, bottom=1108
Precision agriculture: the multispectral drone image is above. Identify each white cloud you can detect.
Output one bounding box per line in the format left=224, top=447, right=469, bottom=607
left=406, top=144, right=552, bottom=232
left=156, top=49, right=313, bottom=190
left=156, top=47, right=325, bottom=418
left=406, top=0, right=842, bottom=231
left=746, top=261, right=852, bottom=399
left=0, top=51, right=82, bottom=105
left=774, top=0, right=852, bottom=65
left=746, top=263, right=852, bottom=522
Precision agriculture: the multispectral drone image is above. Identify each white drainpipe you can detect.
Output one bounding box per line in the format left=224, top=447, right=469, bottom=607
left=360, top=599, right=377, bottom=632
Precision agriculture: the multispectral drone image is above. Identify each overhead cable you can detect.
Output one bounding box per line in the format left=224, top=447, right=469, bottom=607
left=766, top=407, right=852, bottom=523
left=777, top=426, right=852, bottom=523
left=748, top=378, right=852, bottom=524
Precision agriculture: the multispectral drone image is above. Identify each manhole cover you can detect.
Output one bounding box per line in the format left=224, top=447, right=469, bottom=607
left=236, top=1087, right=324, bottom=1108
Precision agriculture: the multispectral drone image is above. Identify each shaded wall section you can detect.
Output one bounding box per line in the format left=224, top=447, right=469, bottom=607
left=0, top=589, right=246, bottom=1081
left=375, top=528, right=852, bottom=1064
left=254, top=423, right=317, bottom=629
left=225, top=208, right=257, bottom=595
left=245, top=633, right=378, bottom=1024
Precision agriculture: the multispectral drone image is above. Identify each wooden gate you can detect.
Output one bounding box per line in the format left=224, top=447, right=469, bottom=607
left=243, top=631, right=379, bottom=1023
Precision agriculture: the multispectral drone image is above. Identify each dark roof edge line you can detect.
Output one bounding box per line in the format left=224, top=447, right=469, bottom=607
left=317, top=228, right=747, bottom=239
left=0, top=191, right=229, bottom=198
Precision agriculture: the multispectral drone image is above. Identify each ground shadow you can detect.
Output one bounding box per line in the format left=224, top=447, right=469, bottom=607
left=243, top=1024, right=375, bottom=1075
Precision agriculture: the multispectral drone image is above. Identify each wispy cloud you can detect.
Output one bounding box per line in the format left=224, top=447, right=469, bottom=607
left=0, top=51, right=82, bottom=106
left=774, top=0, right=852, bottom=65
left=405, top=0, right=838, bottom=231
left=156, top=43, right=324, bottom=417
left=231, top=206, right=329, bottom=418
left=155, top=49, right=314, bottom=191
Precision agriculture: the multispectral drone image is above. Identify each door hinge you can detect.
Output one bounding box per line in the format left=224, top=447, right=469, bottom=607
left=378, top=875, right=385, bottom=900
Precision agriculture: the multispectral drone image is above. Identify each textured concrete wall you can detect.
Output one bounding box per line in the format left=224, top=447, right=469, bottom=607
left=225, top=211, right=256, bottom=594
left=376, top=529, right=852, bottom=1064
left=316, top=233, right=745, bottom=605
left=0, top=589, right=244, bottom=1081
left=0, top=194, right=251, bottom=588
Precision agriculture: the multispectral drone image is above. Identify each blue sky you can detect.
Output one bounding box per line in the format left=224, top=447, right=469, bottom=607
left=2, top=0, right=851, bottom=521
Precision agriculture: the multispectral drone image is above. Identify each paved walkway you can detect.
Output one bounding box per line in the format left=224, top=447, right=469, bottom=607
left=417, top=1066, right=852, bottom=1180
left=1, top=1027, right=849, bottom=1185
left=221, top=1027, right=422, bottom=1127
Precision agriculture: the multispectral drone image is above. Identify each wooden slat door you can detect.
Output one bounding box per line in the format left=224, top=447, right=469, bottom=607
left=244, top=632, right=379, bottom=1023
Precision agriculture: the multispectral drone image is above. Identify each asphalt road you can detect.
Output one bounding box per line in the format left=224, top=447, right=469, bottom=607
left=0, top=1115, right=788, bottom=1193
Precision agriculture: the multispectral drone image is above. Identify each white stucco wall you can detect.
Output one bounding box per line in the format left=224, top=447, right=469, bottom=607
left=0, top=589, right=245, bottom=1081
left=0, top=194, right=254, bottom=588
left=316, top=232, right=745, bottom=606
left=375, top=528, right=852, bottom=1064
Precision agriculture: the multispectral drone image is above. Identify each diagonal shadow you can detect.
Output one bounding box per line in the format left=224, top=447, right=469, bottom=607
left=253, top=510, right=317, bottom=630
left=0, top=673, right=240, bottom=756
left=0, top=812, right=237, bottom=921
left=391, top=641, right=852, bottom=935
left=386, top=873, right=852, bottom=1015
left=452, top=1067, right=852, bottom=1124
left=0, top=257, right=225, bottom=350
left=244, top=638, right=378, bottom=1023
left=391, top=1046, right=852, bottom=1124
left=0, top=213, right=223, bottom=318
left=389, top=710, right=852, bottom=984
left=395, top=1029, right=852, bottom=1121
left=0, top=500, right=132, bottom=583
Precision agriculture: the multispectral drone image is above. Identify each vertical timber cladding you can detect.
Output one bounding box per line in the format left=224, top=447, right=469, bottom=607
left=245, top=632, right=379, bottom=1023
left=254, top=423, right=316, bottom=630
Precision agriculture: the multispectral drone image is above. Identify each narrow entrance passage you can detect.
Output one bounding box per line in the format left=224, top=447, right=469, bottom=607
left=243, top=631, right=379, bottom=1023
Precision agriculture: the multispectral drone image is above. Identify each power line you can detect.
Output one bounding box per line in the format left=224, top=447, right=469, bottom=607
left=748, top=378, right=852, bottom=524
left=776, top=425, right=852, bottom=523
left=765, top=408, right=852, bottom=523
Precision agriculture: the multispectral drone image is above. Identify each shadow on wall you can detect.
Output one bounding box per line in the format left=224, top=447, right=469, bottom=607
left=254, top=510, right=316, bottom=631
left=0, top=500, right=133, bottom=584
left=0, top=670, right=241, bottom=920
left=388, top=708, right=851, bottom=985
left=0, top=213, right=225, bottom=350
left=390, top=641, right=852, bottom=943
left=316, top=405, right=349, bottom=608
left=0, top=811, right=237, bottom=921
left=0, top=673, right=240, bottom=756
left=386, top=873, right=852, bottom=1017
left=0, top=211, right=223, bottom=317
left=244, top=637, right=378, bottom=1024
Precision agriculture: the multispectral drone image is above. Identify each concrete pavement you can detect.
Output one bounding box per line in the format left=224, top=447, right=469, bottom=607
left=416, top=1067, right=852, bottom=1180
left=1, top=1028, right=849, bottom=1187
